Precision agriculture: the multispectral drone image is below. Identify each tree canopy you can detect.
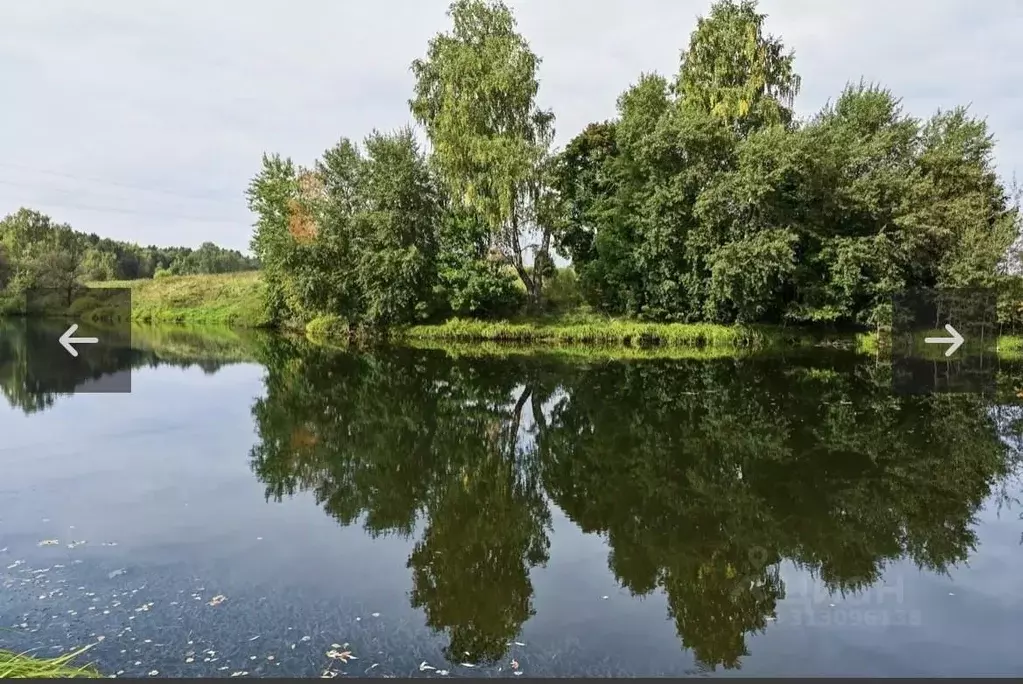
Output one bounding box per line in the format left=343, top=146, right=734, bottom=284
left=247, top=0, right=1020, bottom=333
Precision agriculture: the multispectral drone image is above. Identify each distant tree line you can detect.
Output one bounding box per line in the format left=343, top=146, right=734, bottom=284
left=248, top=0, right=1021, bottom=333
left=0, top=207, right=259, bottom=309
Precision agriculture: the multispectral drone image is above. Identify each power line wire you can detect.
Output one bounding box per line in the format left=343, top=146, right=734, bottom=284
left=0, top=190, right=245, bottom=224
left=0, top=162, right=233, bottom=203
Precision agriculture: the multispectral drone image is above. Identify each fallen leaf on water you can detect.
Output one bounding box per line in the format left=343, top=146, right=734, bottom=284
left=511, top=659, right=519, bottom=670
left=38, top=540, right=59, bottom=547
left=208, top=595, right=227, bottom=607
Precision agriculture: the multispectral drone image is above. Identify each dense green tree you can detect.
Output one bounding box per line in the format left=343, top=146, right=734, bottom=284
left=552, top=1, right=1020, bottom=326
left=675, top=0, right=800, bottom=134
left=246, top=0, right=1020, bottom=329
left=248, top=130, right=447, bottom=330
left=410, top=0, right=557, bottom=309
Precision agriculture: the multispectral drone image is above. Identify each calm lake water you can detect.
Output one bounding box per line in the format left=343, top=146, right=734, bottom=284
left=2, top=319, right=1023, bottom=677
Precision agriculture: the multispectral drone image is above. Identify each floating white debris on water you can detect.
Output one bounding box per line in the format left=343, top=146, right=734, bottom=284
left=420, top=661, right=436, bottom=672
left=208, top=594, right=227, bottom=607
left=230, top=671, right=248, bottom=677
left=370, top=612, right=380, bottom=617
left=185, top=658, right=194, bottom=664
left=513, top=642, right=526, bottom=647
left=601, top=595, right=609, bottom=600
left=331, top=643, right=342, bottom=649
left=267, top=656, right=275, bottom=661
left=326, top=649, right=355, bottom=663
left=67, top=541, right=87, bottom=549
left=108, top=569, right=127, bottom=579
left=460, top=663, right=476, bottom=668
left=511, top=659, right=519, bottom=670
left=38, top=539, right=59, bottom=547
left=300, top=635, right=311, bottom=642
left=101, top=542, right=118, bottom=547
left=366, top=664, right=379, bottom=672
left=437, top=670, right=449, bottom=676
left=248, top=635, right=260, bottom=642
left=249, top=656, right=257, bottom=661
left=148, top=671, right=159, bottom=677
left=514, top=671, right=523, bottom=676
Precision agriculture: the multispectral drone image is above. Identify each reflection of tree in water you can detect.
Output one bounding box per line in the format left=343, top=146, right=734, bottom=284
left=248, top=340, right=1020, bottom=670
left=249, top=340, right=555, bottom=663
left=0, top=319, right=251, bottom=414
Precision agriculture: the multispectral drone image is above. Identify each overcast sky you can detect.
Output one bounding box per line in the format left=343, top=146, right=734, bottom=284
left=1, top=1, right=1019, bottom=253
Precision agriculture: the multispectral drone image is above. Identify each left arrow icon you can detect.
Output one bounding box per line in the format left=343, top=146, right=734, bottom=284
left=59, top=324, right=99, bottom=358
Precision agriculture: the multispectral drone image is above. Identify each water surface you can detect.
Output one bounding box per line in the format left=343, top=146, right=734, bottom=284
left=2, top=320, right=1022, bottom=677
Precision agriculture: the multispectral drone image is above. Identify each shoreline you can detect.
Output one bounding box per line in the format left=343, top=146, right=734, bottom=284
left=7, top=273, right=1023, bottom=358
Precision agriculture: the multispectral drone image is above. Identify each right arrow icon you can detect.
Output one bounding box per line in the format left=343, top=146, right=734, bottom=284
left=924, top=323, right=965, bottom=357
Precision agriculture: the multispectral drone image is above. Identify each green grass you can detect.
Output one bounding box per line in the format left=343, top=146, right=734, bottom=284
left=405, top=339, right=761, bottom=361
left=403, top=314, right=770, bottom=348
left=0, top=647, right=100, bottom=678
left=89, top=271, right=269, bottom=327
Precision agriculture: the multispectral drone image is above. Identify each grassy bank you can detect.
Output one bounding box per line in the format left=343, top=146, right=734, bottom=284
left=95, top=273, right=860, bottom=352
left=89, top=271, right=269, bottom=327
left=0, top=649, right=99, bottom=678
left=402, top=315, right=769, bottom=348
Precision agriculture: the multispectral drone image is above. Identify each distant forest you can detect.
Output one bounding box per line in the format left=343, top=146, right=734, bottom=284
left=0, top=207, right=258, bottom=309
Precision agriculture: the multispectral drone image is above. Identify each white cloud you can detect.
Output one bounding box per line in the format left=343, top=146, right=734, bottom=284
left=1, top=0, right=1019, bottom=251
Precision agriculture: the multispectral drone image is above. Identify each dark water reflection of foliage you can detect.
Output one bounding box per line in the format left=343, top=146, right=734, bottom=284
left=0, top=319, right=258, bottom=414
left=247, top=337, right=1023, bottom=671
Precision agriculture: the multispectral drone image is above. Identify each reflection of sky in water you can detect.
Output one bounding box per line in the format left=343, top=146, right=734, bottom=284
left=1, top=364, right=1022, bottom=676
